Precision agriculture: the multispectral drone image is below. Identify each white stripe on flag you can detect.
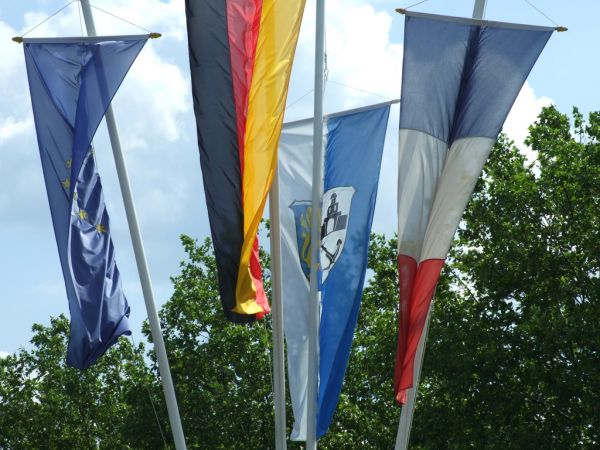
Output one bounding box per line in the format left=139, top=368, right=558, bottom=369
left=278, top=119, right=315, bottom=441
left=397, top=130, right=446, bottom=261
left=421, top=137, right=495, bottom=260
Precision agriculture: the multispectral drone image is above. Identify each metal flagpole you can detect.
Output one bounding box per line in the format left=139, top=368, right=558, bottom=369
left=394, top=299, right=434, bottom=450
left=394, top=1, right=486, bottom=449
left=79, top=2, right=187, bottom=449
left=307, top=0, right=326, bottom=448
left=269, top=167, right=287, bottom=450
left=472, top=0, right=487, bottom=20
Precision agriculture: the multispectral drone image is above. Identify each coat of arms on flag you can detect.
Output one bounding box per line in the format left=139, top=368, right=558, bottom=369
left=290, top=187, right=355, bottom=283
left=290, top=200, right=312, bottom=280
left=319, top=187, right=354, bottom=282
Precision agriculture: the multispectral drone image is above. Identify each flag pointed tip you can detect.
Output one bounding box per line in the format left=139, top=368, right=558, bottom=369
left=396, top=389, right=408, bottom=405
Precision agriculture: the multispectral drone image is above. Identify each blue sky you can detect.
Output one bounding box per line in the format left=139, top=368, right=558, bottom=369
left=0, top=0, right=593, bottom=357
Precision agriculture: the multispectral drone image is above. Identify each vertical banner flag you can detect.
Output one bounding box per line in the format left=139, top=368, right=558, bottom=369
left=395, top=11, right=553, bottom=404
left=279, top=104, right=391, bottom=439
left=186, top=0, right=306, bottom=323
left=23, top=35, right=149, bottom=369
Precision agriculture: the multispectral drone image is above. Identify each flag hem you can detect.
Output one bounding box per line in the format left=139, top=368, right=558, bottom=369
left=404, top=10, right=555, bottom=32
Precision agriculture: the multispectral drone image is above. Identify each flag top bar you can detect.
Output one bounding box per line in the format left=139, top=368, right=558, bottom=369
left=284, top=99, right=399, bottom=128
left=14, top=33, right=161, bottom=44
left=395, top=9, right=565, bottom=32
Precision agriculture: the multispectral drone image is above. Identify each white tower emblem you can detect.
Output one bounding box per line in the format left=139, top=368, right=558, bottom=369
left=320, top=186, right=355, bottom=283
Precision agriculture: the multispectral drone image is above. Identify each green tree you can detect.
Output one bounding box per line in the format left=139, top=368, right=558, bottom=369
left=2, top=106, right=599, bottom=449
left=412, top=106, right=600, bottom=449
left=151, top=233, right=401, bottom=449
left=146, top=236, right=277, bottom=449
left=0, top=316, right=165, bottom=449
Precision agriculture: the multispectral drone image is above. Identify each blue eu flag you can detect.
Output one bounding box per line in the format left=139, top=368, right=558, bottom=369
left=23, top=36, right=148, bottom=369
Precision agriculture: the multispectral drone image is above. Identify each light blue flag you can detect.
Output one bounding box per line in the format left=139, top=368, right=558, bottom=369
left=23, top=36, right=148, bottom=369
left=317, top=105, right=390, bottom=436
left=279, top=103, right=390, bottom=439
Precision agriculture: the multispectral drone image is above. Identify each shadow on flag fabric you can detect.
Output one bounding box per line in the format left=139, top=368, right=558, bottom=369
left=186, top=0, right=306, bottom=323
left=395, top=11, right=554, bottom=404
left=278, top=104, right=391, bottom=439
left=23, top=35, right=148, bottom=370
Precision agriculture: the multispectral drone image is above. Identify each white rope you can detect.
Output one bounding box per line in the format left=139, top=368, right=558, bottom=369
left=21, top=0, right=77, bottom=37
left=88, top=2, right=152, bottom=33
left=523, top=0, right=560, bottom=27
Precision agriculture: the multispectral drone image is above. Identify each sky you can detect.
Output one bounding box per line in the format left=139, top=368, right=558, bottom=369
left=0, top=0, right=596, bottom=356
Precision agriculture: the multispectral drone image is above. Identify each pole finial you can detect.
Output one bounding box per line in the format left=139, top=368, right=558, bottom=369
left=149, top=32, right=162, bottom=39
left=555, top=26, right=568, bottom=32
left=395, top=8, right=407, bottom=15
left=12, top=36, right=23, bottom=44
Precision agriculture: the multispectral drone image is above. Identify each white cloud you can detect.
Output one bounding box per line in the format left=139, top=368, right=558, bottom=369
left=20, top=0, right=185, bottom=40
left=0, top=115, right=32, bottom=142
left=136, top=181, right=188, bottom=225
left=325, top=0, right=402, bottom=107
left=503, top=81, right=553, bottom=160
left=0, top=351, right=9, bottom=359
left=0, top=12, right=45, bottom=225
left=118, top=45, right=191, bottom=144
left=83, top=0, right=186, bottom=41
left=0, top=21, right=21, bottom=76
left=287, top=0, right=402, bottom=120
left=0, top=19, right=33, bottom=146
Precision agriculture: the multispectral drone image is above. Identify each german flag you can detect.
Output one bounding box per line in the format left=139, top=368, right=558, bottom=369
left=186, top=0, right=306, bottom=322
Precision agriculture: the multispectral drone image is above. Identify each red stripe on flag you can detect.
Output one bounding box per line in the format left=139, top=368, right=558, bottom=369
left=395, top=254, right=417, bottom=403
left=226, top=0, right=262, bottom=168
left=226, top=0, right=267, bottom=315
left=394, top=257, right=445, bottom=404
left=251, top=237, right=269, bottom=318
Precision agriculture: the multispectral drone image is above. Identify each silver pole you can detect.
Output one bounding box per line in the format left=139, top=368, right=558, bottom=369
left=269, top=168, right=287, bottom=450
left=79, top=2, right=187, bottom=449
left=307, top=0, right=326, bottom=448
left=394, top=300, right=434, bottom=450
left=472, top=0, right=487, bottom=19
left=394, top=2, right=487, bottom=448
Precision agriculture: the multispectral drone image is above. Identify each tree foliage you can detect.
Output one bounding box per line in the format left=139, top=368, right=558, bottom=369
left=147, top=235, right=277, bottom=449
left=413, top=106, right=600, bottom=449
left=0, top=316, right=164, bottom=449
left=1, top=106, right=598, bottom=449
